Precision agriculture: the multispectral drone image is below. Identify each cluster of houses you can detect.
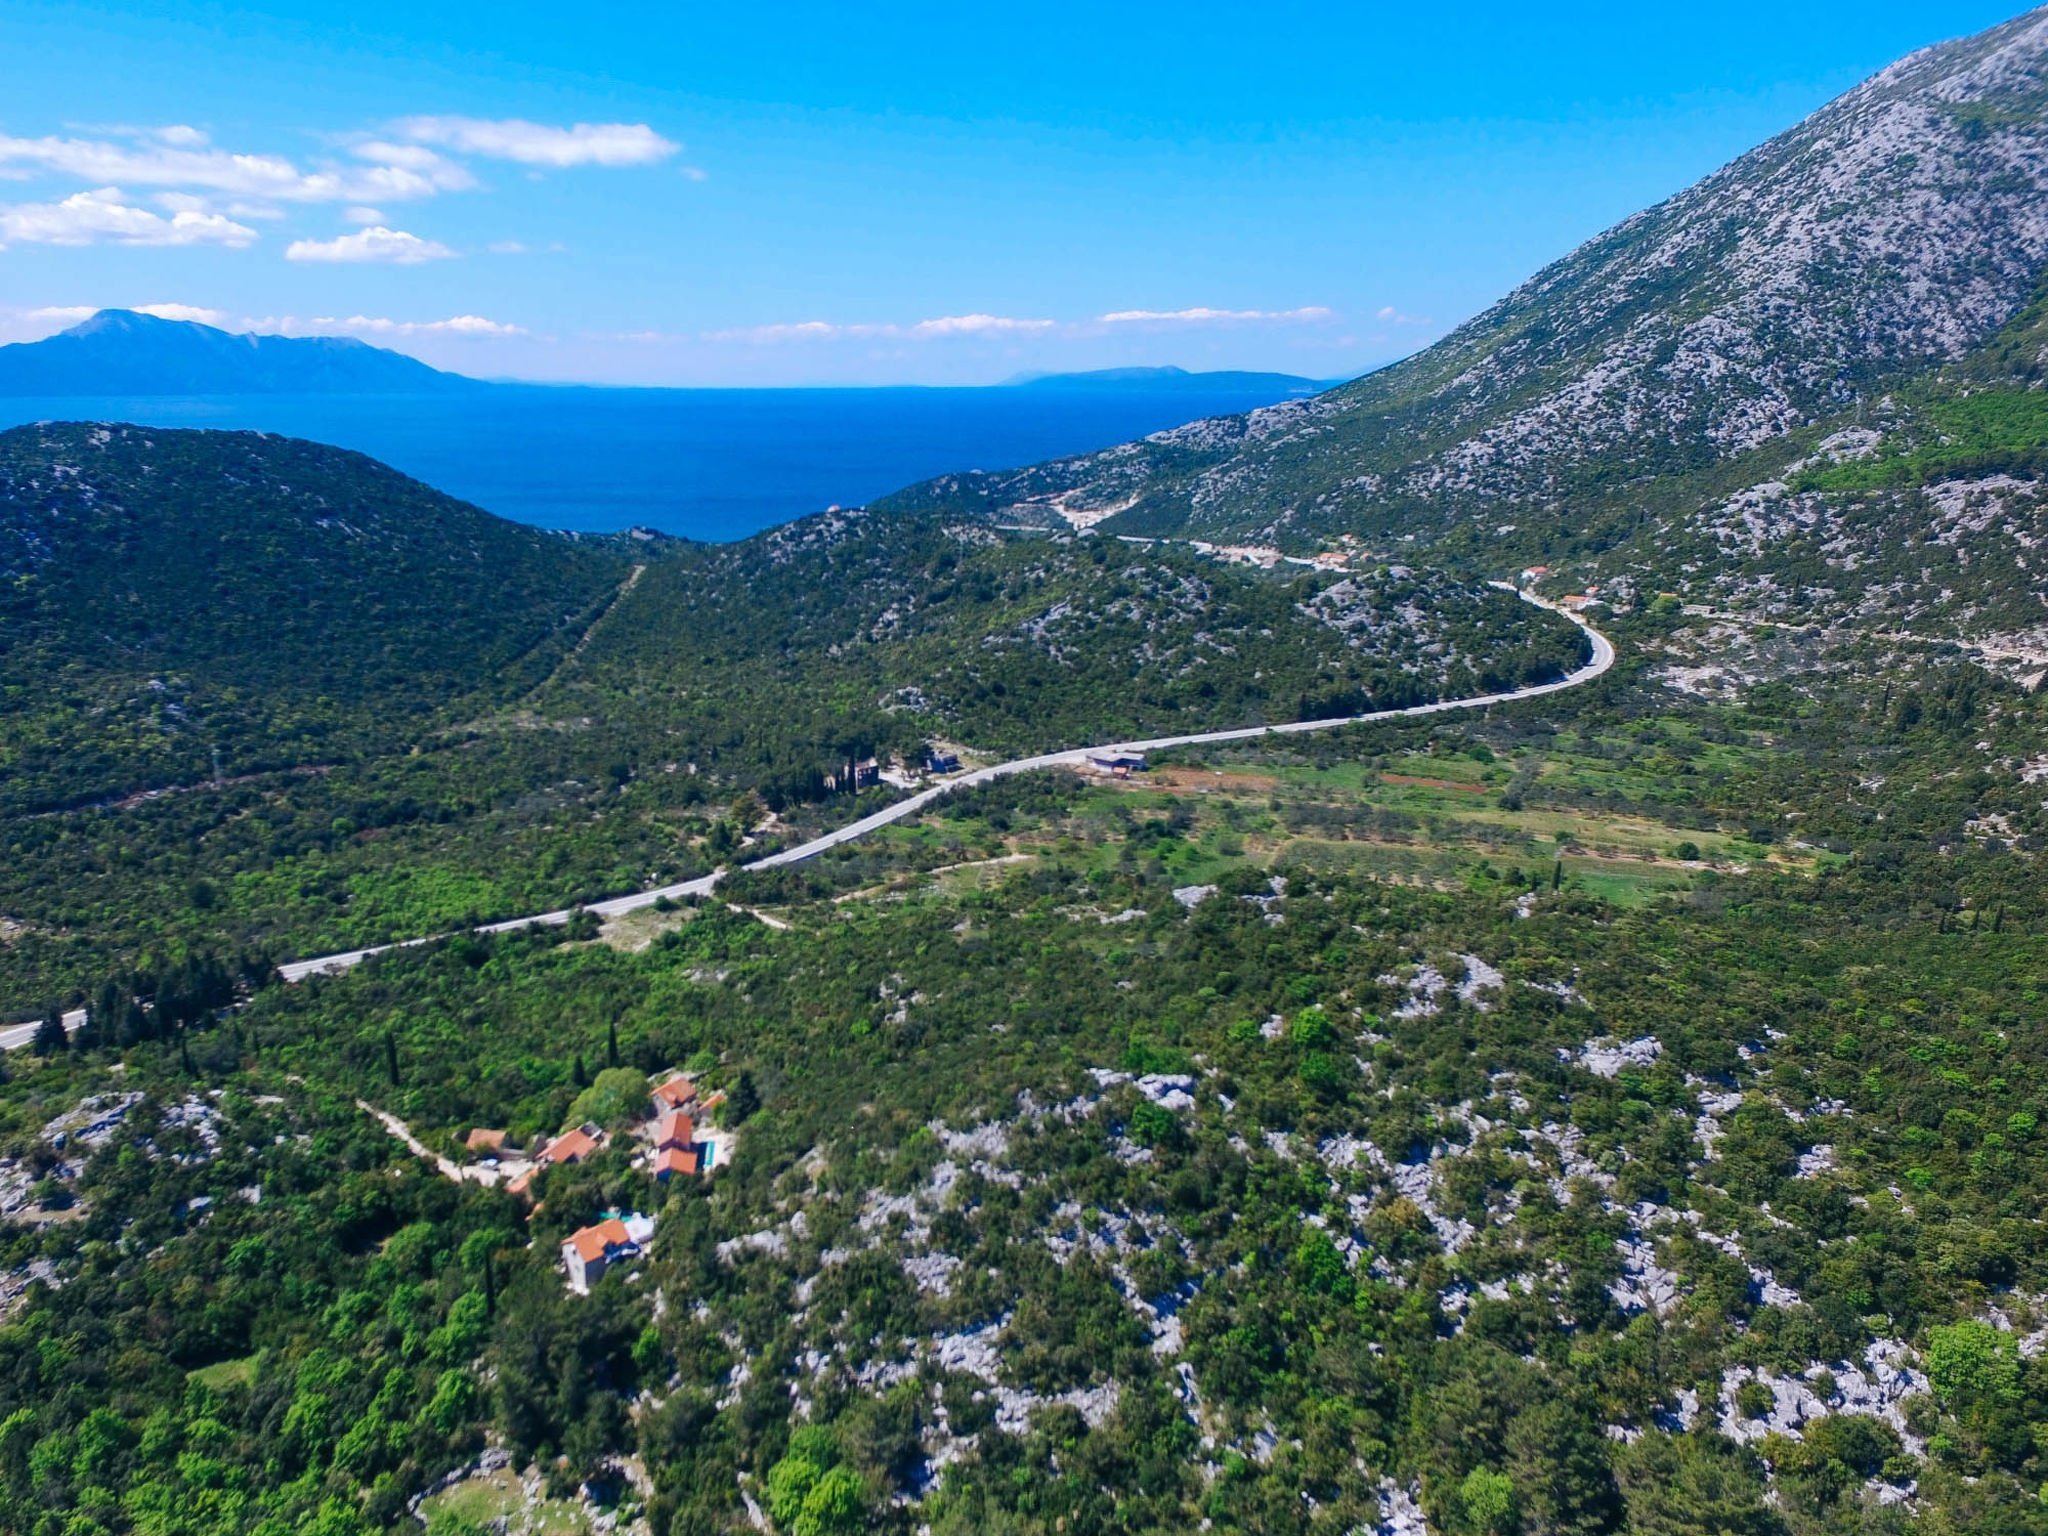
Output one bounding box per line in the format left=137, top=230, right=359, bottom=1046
left=823, top=746, right=967, bottom=793
left=461, top=1072, right=720, bottom=1291
left=556, top=1073, right=716, bottom=1292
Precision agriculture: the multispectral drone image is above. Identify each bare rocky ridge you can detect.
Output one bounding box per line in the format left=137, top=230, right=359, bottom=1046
left=882, top=8, right=2048, bottom=600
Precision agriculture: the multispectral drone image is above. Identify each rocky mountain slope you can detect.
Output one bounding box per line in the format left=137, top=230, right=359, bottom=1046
left=882, top=8, right=2048, bottom=648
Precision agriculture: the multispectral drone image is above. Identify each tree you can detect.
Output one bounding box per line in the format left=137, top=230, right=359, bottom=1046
left=1613, top=1433, right=1782, bottom=1536
left=726, top=1070, right=760, bottom=1123
left=607, top=1020, right=620, bottom=1069
left=1460, top=1466, right=1518, bottom=1535
left=32, top=1006, right=66, bottom=1057
left=385, top=1031, right=401, bottom=1086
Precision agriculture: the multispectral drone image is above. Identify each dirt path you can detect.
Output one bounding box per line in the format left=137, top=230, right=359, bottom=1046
left=357, top=1099, right=520, bottom=1187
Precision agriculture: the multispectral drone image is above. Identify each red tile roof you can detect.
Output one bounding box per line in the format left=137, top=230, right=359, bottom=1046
left=566, top=1216, right=633, bottom=1263
left=542, top=1127, right=600, bottom=1165
left=654, top=1145, right=700, bottom=1178
left=651, top=1076, right=697, bottom=1111
left=654, top=1109, right=694, bottom=1150
left=466, top=1127, right=507, bottom=1152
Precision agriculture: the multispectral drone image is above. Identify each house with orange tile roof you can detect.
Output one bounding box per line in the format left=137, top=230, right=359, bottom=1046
left=560, top=1210, right=655, bottom=1294
left=649, top=1075, right=697, bottom=1117
left=653, top=1144, right=700, bottom=1181
left=654, top=1108, right=693, bottom=1149
left=465, top=1127, right=507, bottom=1153
left=539, top=1123, right=604, bottom=1167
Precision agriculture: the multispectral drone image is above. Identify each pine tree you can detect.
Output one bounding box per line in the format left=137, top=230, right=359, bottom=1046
left=32, top=1006, right=67, bottom=1057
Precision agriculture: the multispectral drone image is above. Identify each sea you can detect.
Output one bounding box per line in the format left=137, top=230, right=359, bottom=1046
left=0, top=380, right=1320, bottom=541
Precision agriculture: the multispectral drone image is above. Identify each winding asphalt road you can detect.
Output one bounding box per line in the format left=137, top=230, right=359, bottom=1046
left=2, top=588, right=1612, bottom=1041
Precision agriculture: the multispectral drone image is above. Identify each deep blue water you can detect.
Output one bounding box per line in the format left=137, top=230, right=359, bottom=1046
left=0, top=381, right=1315, bottom=540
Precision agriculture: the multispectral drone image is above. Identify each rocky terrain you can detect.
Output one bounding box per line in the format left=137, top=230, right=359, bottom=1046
left=882, top=9, right=2048, bottom=655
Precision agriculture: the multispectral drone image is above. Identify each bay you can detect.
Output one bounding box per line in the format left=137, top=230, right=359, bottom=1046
left=0, top=380, right=1317, bottom=540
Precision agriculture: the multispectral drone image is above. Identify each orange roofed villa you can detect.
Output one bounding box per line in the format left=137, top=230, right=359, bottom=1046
left=561, top=1211, right=656, bottom=1294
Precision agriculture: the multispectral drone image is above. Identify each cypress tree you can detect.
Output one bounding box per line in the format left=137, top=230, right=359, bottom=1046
left=727, top=1070, right=760, bottom=1123
left=1552, top=860, right=1563, bottom=891
left=385, top=1032, right=400, bottom=1086
left=607, top=1021, right=620, bottom=1069
left=32, top=1006, right=67, bottom=1057
left=573, top=1053, right=589, bottom=1088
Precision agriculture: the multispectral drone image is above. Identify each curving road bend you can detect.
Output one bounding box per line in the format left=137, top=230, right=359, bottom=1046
left=1, top=589, right=1612, bottom=1040
left=269, top=590, right=1611, bottom=985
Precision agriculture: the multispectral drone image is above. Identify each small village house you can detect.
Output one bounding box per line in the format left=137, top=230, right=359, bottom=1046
left=649, top=1074, right=697, bottom=1118
left=506, top=1121, right=605, bottom=1198
left=653, top=1144, right=700, bottom=1180
left=539, top=1123, right=604, bottom=1166
left=560, top=1211, right=656, bottom=1294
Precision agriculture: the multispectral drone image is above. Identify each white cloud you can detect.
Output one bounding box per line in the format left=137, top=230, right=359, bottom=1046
left=705, top=319, right=867, bottom=344
left=343, top=206, right=387, bottom=225
left=0, top=132, right=457, bottom=204
left=1375, top=305, right=1428, bottom=325
left=708, top=314, right=1056, bottom=344
left=1098, top=306, right=1335, bottom=325
left=132, top=302, right=228, bottom=324
left=26, top=305, right=96, bottom=323
left=153, top=125, right=210, bottom=148
left=397, top=116, right=679, bottom=168
left=910, top=313, right=1054, bottom=335
left=0, top=188, right=258, bottom=247
left=487, top=239, right=529, bottom=254
left=284, top=225, right=456, bottom=264
left=250, top=312, right=526, bottom=339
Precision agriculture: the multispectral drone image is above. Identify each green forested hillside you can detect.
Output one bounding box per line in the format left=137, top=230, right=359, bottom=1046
left=0, top=423, right=631, bottom=815
left=17, top=18, right=2048, bottom=1535
left=8, top=623, right=2048, bottom=1536
left=0, top=427, right=1583, bottom=1013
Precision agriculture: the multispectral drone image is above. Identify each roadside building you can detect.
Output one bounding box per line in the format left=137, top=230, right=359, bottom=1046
left=465, top=1127, right=507, bottom=1154
left=1087, top=750, right=1147, bottom=777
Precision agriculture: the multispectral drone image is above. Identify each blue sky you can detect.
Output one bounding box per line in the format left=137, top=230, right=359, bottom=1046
left=0, top=0, right=2027, bottom=385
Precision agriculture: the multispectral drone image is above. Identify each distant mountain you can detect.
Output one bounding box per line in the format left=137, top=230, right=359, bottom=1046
left=1006, top=364, right=1331, bottom=394
left=0, top=310, right=480, bottom=395
left=883, top=9, right=2048, bottom=647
